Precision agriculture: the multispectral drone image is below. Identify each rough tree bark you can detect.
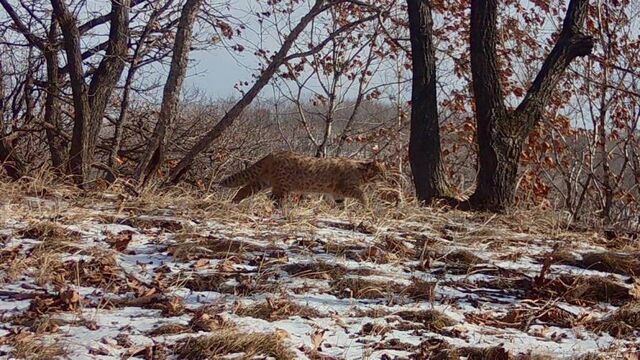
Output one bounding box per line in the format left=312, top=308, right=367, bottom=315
left=468, top=0, right=594, bottom=211
left=43, top=17, right=65, bottom=170
left=51, top=0, right=130, bottom=185
left=406, top=0, right=451, bottom=203
left=0, top=60, right=25, bottom=180
left=166, top=0, right=375, bottom=184
left=134, top=0, right=202, bottom=185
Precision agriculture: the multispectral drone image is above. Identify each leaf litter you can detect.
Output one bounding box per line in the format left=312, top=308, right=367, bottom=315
left=0, top=190, right=639, bottom=359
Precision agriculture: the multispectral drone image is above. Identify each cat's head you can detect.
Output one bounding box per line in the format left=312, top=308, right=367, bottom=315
left=361, top=159, right=386, bottom=180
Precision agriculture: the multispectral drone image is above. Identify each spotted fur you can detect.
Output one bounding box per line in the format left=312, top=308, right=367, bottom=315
left=219, top=151, right=385, bottom=207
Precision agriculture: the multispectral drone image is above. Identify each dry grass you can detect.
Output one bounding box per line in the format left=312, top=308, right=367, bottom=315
left=176, top=329, right=295, bottom=360
left=61, top=253, right=126, bottom=292
left=569, top=252, right=640, bottom=277
left=411, top=338, right=515, bottom=360
left=331, top=277, right=403, bottom=299
left=19, top=220, right=82, bottom=254
left=234, top=298, right=322, bottom=321
left=168, top=235, right=262, bottom=261
left=467, top=304, right=578, bottom=330
left=282, top=261, right=376, bottom=280
left=8, top=336, right=67, bottom=360
left=396, top=309, right=457, bottom=332
left=403, top=277, right=437, bottom=301
left=589, top=301, right=640, bottom=337
left=440, top=249, right=484, bottom=266
left=534, top=275, right=632, bottom=305
left=359, top=322, right=391, bottom=336
left=1, top=179, right=636, bottom=359
left=147, top=323, right=191, bottom=336
left=181, top=273, right=227, bottom=292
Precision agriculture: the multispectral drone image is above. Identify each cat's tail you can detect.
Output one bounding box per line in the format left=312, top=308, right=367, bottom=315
left=218, top=154, right=271, bottom=187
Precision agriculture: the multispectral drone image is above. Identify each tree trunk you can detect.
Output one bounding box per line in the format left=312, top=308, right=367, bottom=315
left=110, top=2, right=169, bottom=177
left=87, top=0, right=131, bottom=156
left=166, top=0, right=332, bottom=185
left=0, top=60, right=24, bottom=180
left=134, top=0, right=202, bottom=185
left=52, top=0, right=130, bottom=185
left=52, top=0, right=94, bottom=184
left=468, top=0, right=594, bottom=211
left=406, top=0, right=451, bottom=203
left=43, top=17, right=65, bottom=171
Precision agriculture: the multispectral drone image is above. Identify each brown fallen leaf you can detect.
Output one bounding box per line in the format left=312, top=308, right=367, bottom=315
left=311, top=328, right=327, bottom=351
left=194, top=258, right=210, bottom=269
left=106, top=233, right=132, bottom=252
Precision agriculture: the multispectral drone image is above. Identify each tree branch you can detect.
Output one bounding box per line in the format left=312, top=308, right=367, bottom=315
left=515, top=0, right=594, bottom=134
left=166, top=0, right=337, bottom=184
left=470, top=0, right=507, bottom=122
left=78, top=0, right=146, bottom=34
left=0, top=0, right=46, bottom=49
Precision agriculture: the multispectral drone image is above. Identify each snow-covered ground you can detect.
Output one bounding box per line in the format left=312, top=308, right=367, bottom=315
left=0, top=192, right=638, bottom=359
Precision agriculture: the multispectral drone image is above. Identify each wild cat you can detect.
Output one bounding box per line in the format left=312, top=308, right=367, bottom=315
left=219, top=151, right=385, bottom=207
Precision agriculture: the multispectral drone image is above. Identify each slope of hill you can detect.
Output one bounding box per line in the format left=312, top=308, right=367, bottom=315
left=0, top=184, right=638, bottom=359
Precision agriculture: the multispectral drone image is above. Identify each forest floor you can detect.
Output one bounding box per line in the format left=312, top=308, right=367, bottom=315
left=0, top=180, right=639, bottom=360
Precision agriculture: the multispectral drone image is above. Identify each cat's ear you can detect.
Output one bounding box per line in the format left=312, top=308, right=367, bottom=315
left=363, top=159, right=385, bottom=175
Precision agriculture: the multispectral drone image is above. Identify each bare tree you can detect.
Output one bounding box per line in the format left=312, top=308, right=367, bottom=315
left=134, top=0, right=202, bottom=184
left=468, top=0, right=594, bottom=210
left=166, top=0, right=382, bottom=184
left=51, top=0, right=131, bottom=185
left=406, top=0, right=452, bottom=203
left=0, top=60, right=25, bottom=179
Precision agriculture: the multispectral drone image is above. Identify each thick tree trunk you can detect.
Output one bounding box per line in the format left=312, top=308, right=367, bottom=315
left=43, top=17, right=65, bottom=171
left=469, top=116, right=524, bottom=210
left=134, top=0, right=202, bottom=185
left=52, top=0, right=93, bottom=184
left=468, top=0, right=594, bottom=211
left=87, top=0, right=130, bottom=153
left=52, top=0, right=130, bottom=185
left=406, top=0, right=451, bottom=203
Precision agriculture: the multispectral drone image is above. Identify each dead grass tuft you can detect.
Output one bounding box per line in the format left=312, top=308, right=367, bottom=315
left=571, top=353, right=608, bottom=360
left=359, top=322, right=391, bottom=336
left=331, top=277, right=402, bottom=299
left=148, top=323, right=191, bottom=336
left=176, top=329, right=295, bottom=360
left=412, top=338, right=512, bottom=360
left=189, top=308, right=236, bottom=332
left=403, top=277, right=437, bottom=301
left=282, top=262, right=376, bottom=280
left=19, top=221, right=82, bottom=254
left=568, top=252, right=640, bottom=277
left=7, top=332, right=67, bottom=360
left=351, top=307, right=391, bottom=318
left=61, top=254, right=125, bottom=292
left=441, top=249, right=484, bottom=266
left=467, top=305, right=577, bottom=330
left=169, top=235, right=262, bottom=261
left=182, top=273, right=227, bottom=292
left=461, top=345, right=510, bottom=360
left=396, top=309, right=457, bottom=332
left=534, top=275, right=632, bottom=305
left=17, top=221, right=79, bottom=241
left=381, top=234, right=415, bottom=258
left=234, top=298, right=322, bottom=321
left=589, top=301, right=640, bottom=337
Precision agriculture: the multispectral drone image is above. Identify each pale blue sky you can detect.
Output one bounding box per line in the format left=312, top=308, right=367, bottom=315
left=186, top=49, right=249, bottom=97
